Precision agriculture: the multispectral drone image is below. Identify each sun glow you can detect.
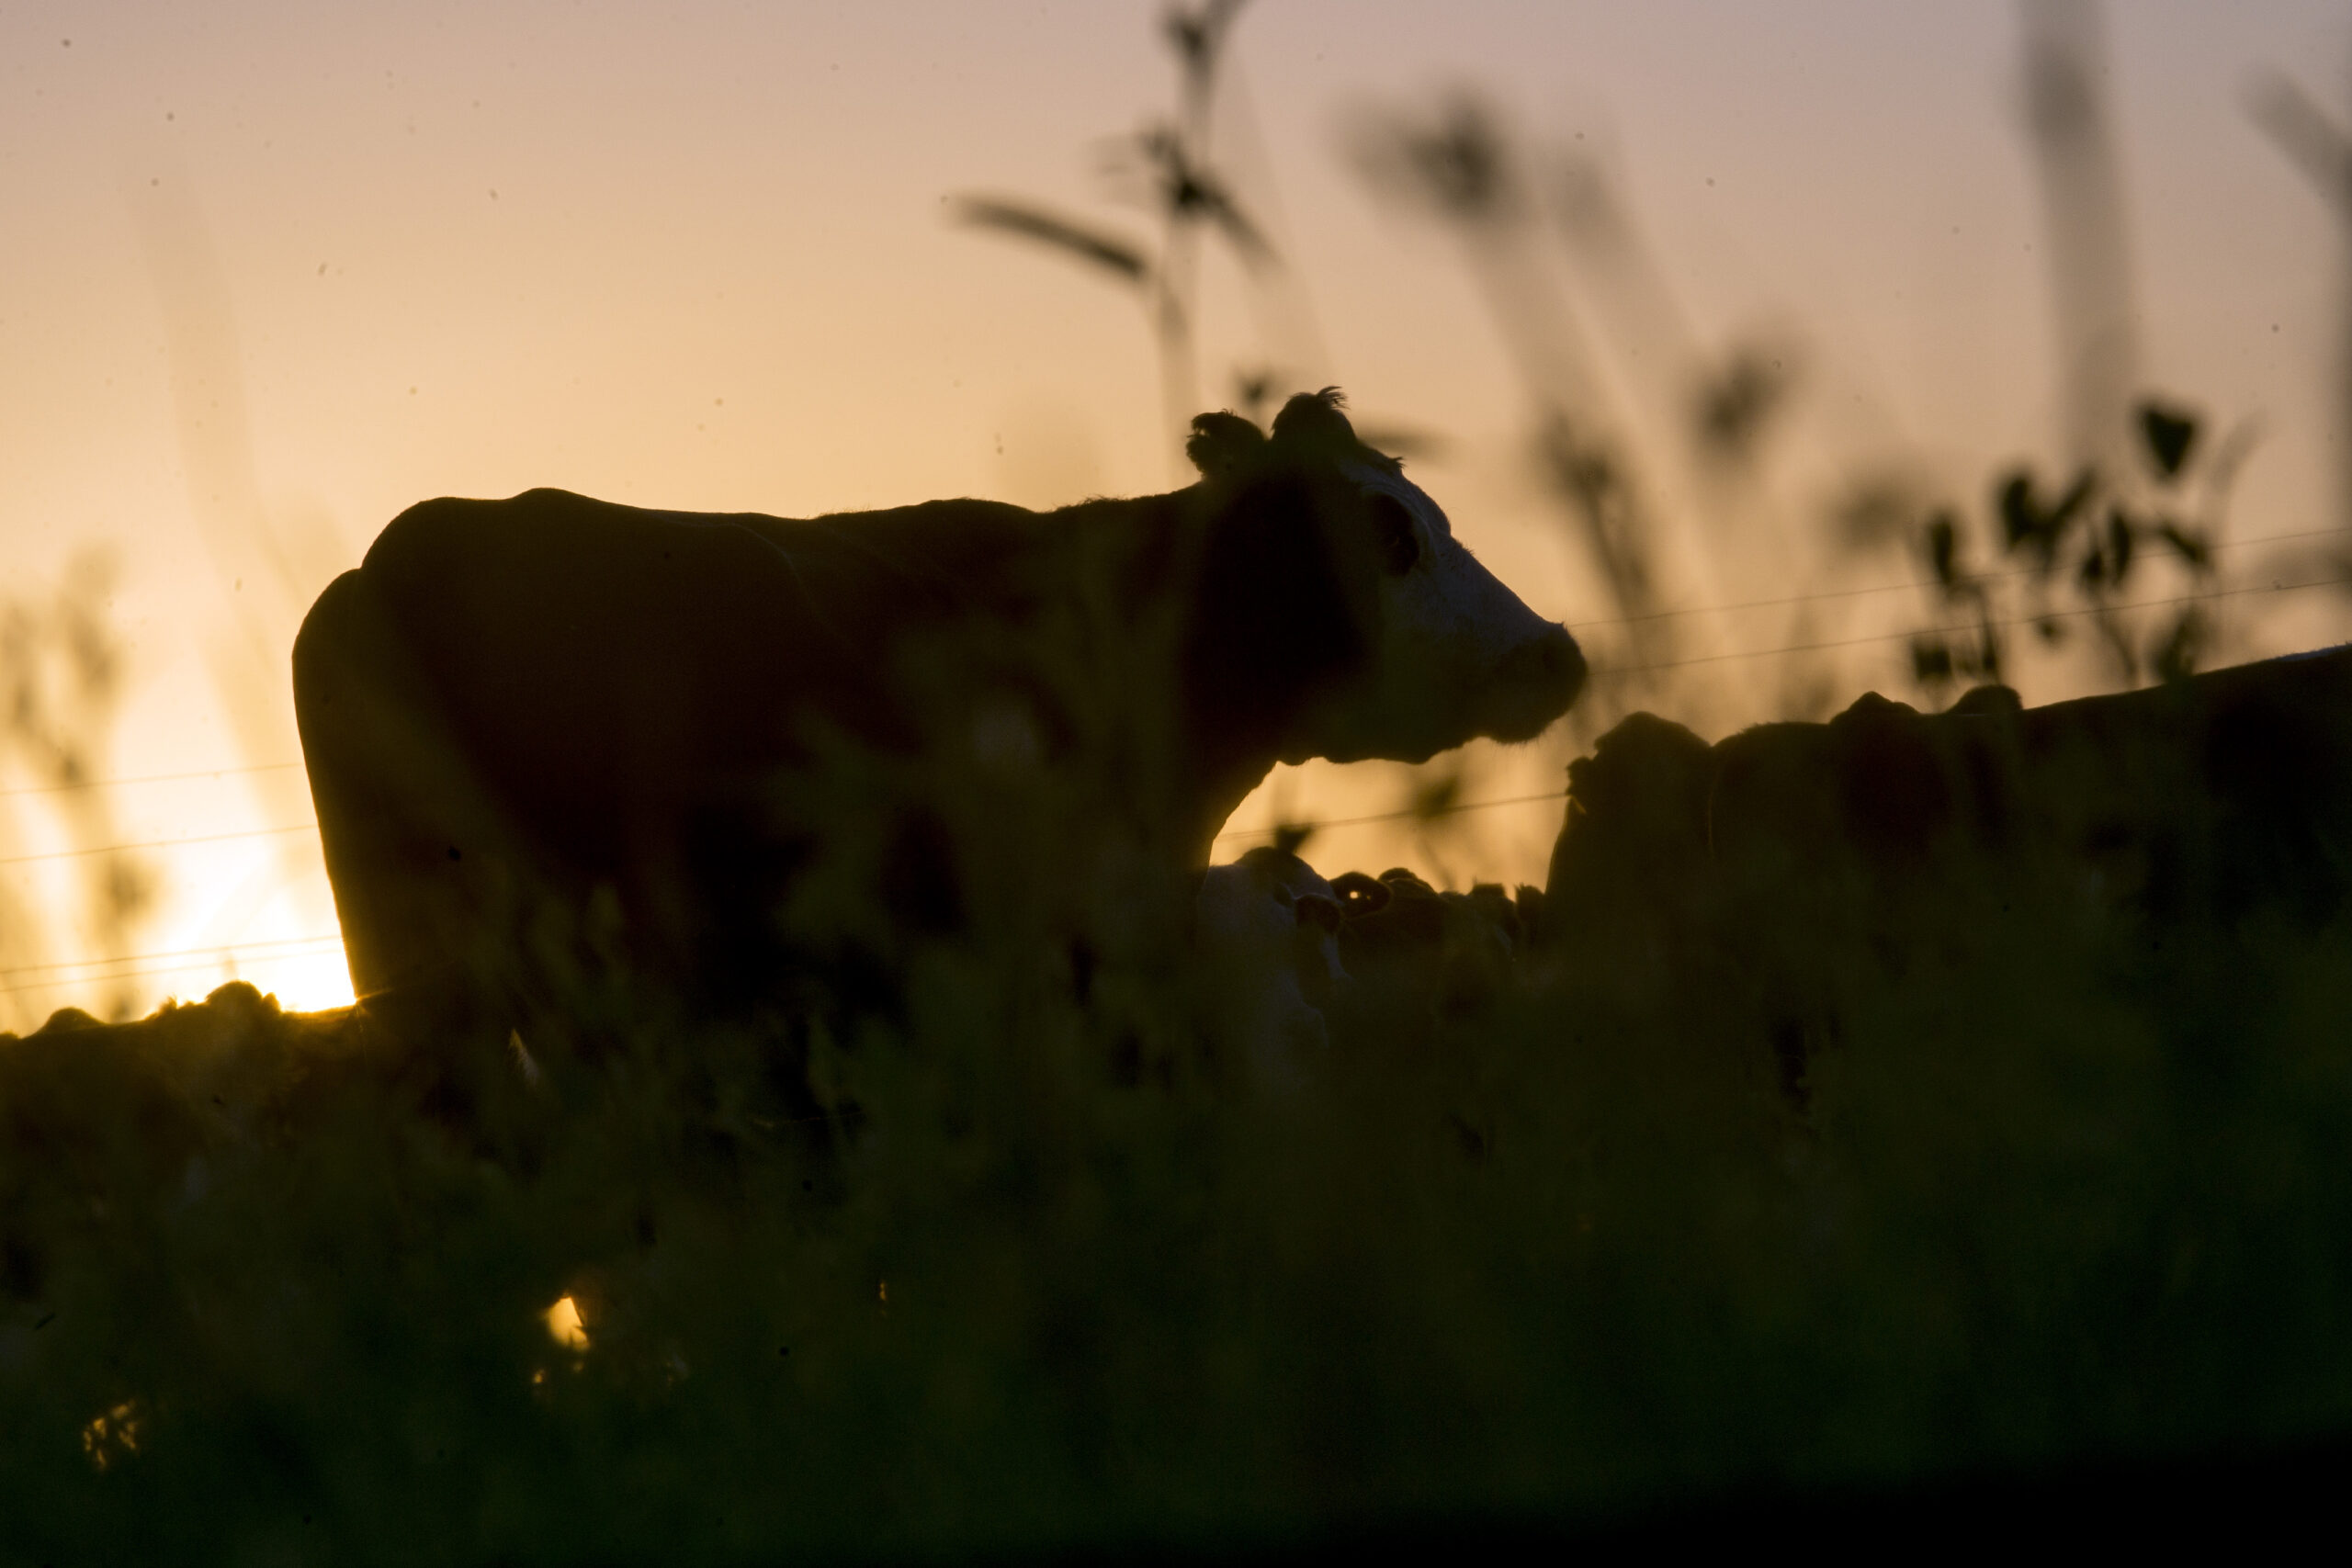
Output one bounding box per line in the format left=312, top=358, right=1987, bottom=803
left=248, top=942, right=357, bottom=1014
left=545, top=1295, right=590, bottom=1352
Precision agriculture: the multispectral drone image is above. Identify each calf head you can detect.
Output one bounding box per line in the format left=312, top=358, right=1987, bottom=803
left=1182, top=389, right=1584, bottom=773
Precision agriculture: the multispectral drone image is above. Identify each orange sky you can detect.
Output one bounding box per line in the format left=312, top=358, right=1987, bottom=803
left=4, top=0, right=2350, bottom=1021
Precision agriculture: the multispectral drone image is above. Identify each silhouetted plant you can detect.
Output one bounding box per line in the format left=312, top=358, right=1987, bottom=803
left=10, top=694, right=2352, bottom=1555
left=2248, top=59, right=2352, bottom=544
left=1550, top=138, right=1800, bottom=479
left=2021, top=0, right=2143, bottom=473
left=1690, top=344, right=1797, bottom=468
left=1348, top=91, right=1678, bottom=696
left=0, top=552, right=153, bottom=1026
left=1348, top=89, right=1845, bottom=731
left=1907, top=396, right=2231, bottom=703
left=950, top=0, right=1290, bottom=461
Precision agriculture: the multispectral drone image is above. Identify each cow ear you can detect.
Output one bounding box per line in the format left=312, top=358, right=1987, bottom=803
left=1187, top=412, right=1268, bottom=478
left=1367, top=491, right=1422, bottom=575
left=1268, top=387, right=1358, bottom=454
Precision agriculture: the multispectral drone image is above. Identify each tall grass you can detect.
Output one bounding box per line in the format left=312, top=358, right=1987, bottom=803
left=5, top=795, right=2351, bottom=1555
left=6, top=2, right=2352, bottom=1554
left=0, top=553, right=153, bottom=1032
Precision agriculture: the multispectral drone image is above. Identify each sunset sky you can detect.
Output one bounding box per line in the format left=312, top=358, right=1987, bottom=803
left=4, top=0, right=2350, bottom=1021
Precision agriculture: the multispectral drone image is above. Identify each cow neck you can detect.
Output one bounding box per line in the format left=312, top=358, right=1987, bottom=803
left=1053, top=488, right=1268, bottom=871
left=1170, top=490, right=1287, bottom=872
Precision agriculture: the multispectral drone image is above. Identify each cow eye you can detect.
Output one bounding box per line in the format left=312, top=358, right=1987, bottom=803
left=1367, top=493, right=1421, bottom=575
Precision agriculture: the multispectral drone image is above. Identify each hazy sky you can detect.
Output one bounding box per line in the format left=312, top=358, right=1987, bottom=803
left=5, top=0, right=2350, bottom=1018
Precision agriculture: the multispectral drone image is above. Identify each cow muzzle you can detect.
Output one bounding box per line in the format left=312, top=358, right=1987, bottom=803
left=1487, top=625, right=1587, bottom=740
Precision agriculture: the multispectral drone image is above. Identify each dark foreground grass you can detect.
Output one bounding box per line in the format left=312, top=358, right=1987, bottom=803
left=3, top=853, right=2350, bottom=1561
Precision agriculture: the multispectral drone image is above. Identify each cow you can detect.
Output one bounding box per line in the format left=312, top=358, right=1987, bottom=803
left=1320, top=867, right=1539, bottom=1047
left=1194, top=847, right=1349, bottom=1092
left=1546, top=647, right=2352, bottom=941
left=293, top=389, right=1585, bottom=1027
left=1537, top=646, right=2352, bottom=1100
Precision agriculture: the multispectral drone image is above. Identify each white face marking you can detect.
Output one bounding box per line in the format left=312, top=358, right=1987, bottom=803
left=1295, top=463, right=1575, bottom=764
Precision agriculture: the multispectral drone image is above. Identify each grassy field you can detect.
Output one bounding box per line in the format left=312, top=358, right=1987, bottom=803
left=4, top=770, right=2350, bottom=1560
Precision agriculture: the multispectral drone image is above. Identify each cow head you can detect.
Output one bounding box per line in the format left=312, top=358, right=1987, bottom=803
left=1182, top=389, right=1584, bottom=770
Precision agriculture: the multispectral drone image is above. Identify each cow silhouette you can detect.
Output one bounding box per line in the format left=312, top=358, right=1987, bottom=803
left=294, top=389, right=1584, bottom=1020
left=1544, top=647, right=2352, bottom=946
left=1537, top=646, right=2352, bottom=1101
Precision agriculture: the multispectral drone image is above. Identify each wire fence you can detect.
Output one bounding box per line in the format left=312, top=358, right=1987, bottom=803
left=0, top=822, right=318, bottom=870
left=1214, top=791, right=1567, bottom=847
left=1217, top=557, right=2352, bottom=847
left=0, top=931, right=346, bottom=984
left=0, top=936, right=347, bottom=1003
left=1573, top=524, right=2346, bottom=634
left=1, top=527, right=2346, bottom=1013
left=1611, top=569, right=2352, bottom=676
left=0, top=760, right=304, bottom=801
